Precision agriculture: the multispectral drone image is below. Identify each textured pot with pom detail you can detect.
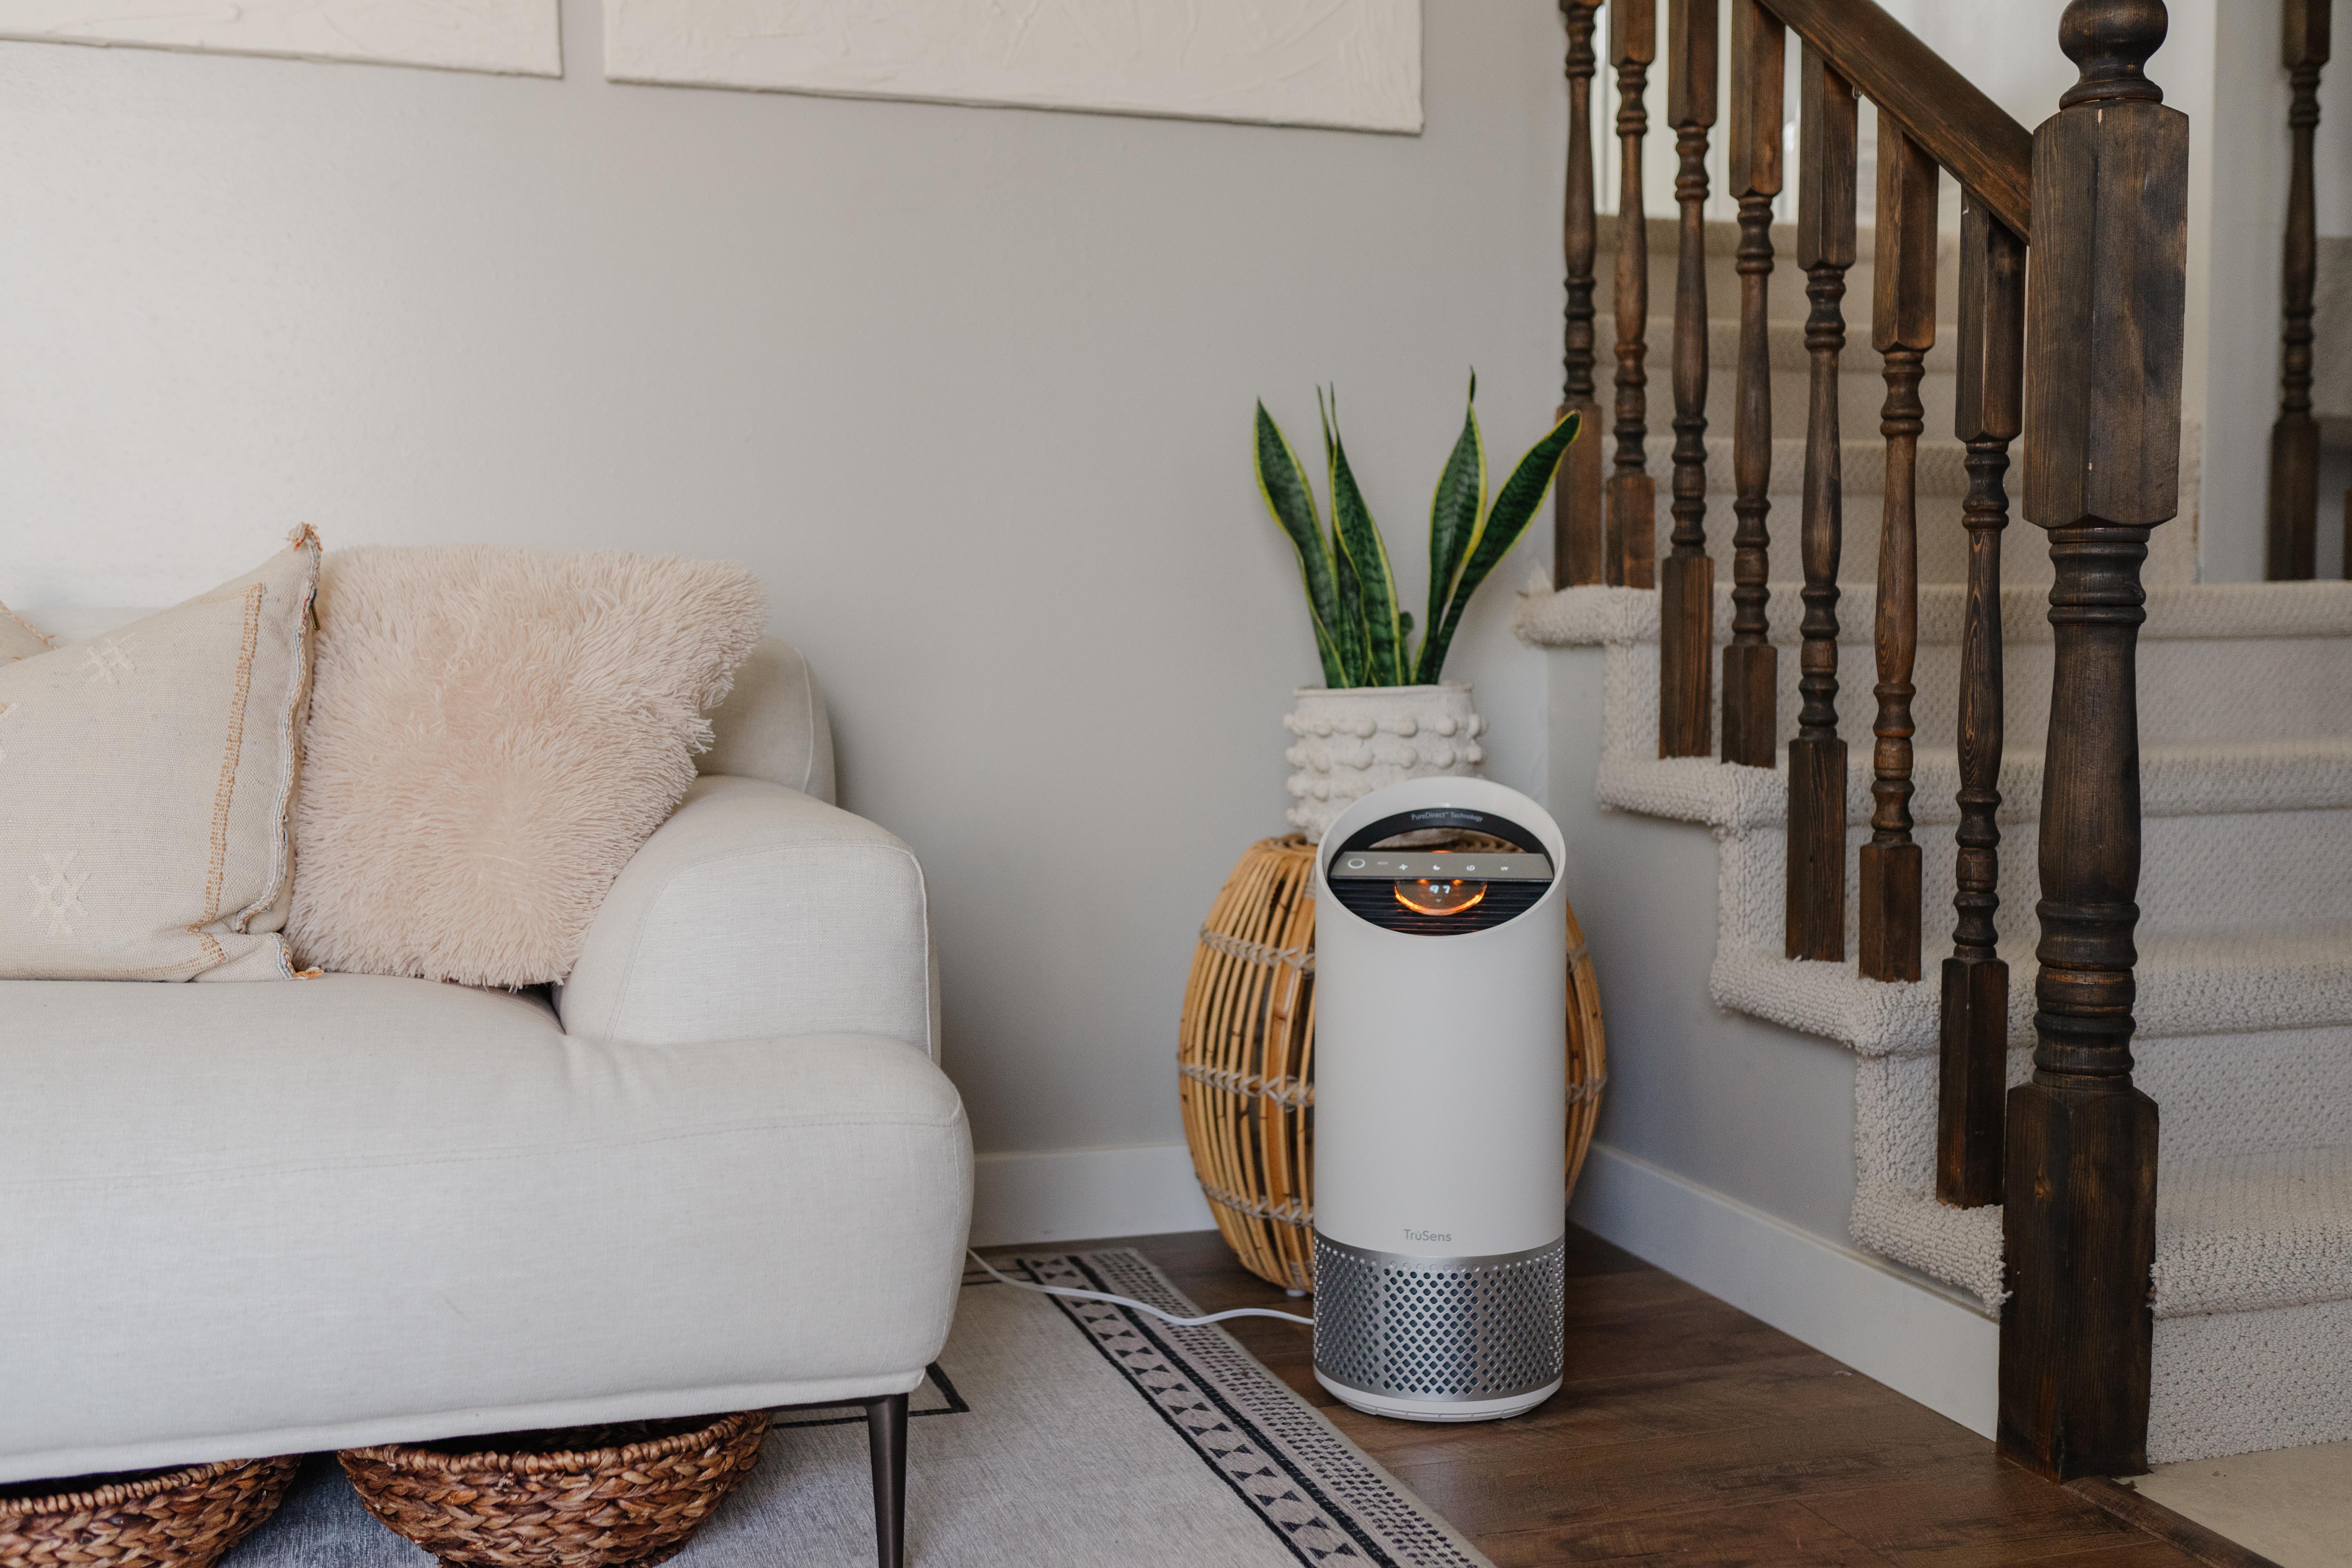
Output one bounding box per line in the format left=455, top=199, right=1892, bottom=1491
left=1284, top=683, right=1484, bottom=841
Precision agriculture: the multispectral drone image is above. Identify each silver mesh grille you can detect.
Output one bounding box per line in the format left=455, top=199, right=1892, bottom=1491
left=1312, top=1234, right=1565, bottom=1402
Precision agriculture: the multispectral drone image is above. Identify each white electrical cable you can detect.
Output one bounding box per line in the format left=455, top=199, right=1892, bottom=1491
left=966, top=1250, right=1315, bottom=1327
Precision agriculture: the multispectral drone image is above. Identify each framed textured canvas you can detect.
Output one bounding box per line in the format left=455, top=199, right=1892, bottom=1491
left=603, top=0, right=1423, bottom=134
left=0, top=0, right=562, bottom=76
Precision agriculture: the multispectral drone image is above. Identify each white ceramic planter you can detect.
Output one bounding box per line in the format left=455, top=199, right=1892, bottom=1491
left=1283, top=683, right=1485, bottom=840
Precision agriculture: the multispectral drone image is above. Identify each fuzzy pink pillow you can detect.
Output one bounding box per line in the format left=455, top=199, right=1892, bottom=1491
left=286, top=546, right=766, bottom=987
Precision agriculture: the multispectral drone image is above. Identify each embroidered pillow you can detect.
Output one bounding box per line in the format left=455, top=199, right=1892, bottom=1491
left=0, top=528, right=321, bottom=981
left=286, top=546, right=765, bottom=987
left=0, top=603, right=50, bottom=661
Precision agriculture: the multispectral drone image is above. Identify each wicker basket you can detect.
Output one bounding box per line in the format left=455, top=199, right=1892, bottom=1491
left=0, top=1455, right=299, bottom=1568
left=338, top=1411, right=766, bottom=1568
left=1179, top=835, right=1607, bottom=1292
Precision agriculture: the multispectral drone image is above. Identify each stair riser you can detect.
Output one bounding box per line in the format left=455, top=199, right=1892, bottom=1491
left=1613, top=317, right=1960, bottom=441
left=1590, top=218, right=1962, bottom=339
left=1724, top=808, right=2352, bottom=957
left=1863, top=1032, right=2352, bottom=1192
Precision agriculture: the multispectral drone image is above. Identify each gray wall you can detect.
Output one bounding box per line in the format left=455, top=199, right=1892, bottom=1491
left=0, top=2, right=1565, bottom=1171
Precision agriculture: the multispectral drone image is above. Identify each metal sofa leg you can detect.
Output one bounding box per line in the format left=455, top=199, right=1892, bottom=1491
left=865, top=1392, right=908, bottom=1568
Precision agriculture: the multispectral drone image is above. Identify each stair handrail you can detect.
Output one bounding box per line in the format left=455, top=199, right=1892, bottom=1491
left=1755, top=0, right=2034, bottom=242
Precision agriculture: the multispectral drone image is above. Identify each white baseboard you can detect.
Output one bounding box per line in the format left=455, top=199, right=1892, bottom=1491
left=970, top=1141, right=1215, bottom=1248
left=1571, top=1142, right=1998, bottom=1437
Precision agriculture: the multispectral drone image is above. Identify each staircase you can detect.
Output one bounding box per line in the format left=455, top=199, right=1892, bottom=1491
left=1520, top=574, right=2352, bottom=1461
left=1531, top=0, right=2350, bottom=1470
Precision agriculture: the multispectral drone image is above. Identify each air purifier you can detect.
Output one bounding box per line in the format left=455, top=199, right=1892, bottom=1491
left=1311, top=776, right=1568, bottom=1423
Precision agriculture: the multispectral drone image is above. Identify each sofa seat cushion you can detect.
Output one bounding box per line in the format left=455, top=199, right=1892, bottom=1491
left=0, top=975, right=972, bottom=1484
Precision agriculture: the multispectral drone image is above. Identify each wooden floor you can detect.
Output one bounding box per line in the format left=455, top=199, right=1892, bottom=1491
left=989, top=1227, right=2270, bottom=1568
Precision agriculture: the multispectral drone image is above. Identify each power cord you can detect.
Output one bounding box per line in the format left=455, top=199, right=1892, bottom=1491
left=966, top=1250, right=1315, bottom=1327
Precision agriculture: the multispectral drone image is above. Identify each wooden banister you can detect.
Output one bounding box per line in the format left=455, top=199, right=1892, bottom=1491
left=1785, top=43, right=1857, bottom=964
left=2003, top=0, right=2188, bottom=1483
left=1722, top=0, right=1785, bottom=768
left=1556, top=2, right=1608, bottom=588
left=1758, top=0, right=2034, bottom=241
left=1609, top=0, right=1658, bottom=592
left=2267, top=0, right=2331, bottom=580
left=1658, top=0, right=1719, bottom=759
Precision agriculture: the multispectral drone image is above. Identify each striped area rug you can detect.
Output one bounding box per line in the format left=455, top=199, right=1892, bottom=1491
left=232, top=1248, right=1491, bottom=1567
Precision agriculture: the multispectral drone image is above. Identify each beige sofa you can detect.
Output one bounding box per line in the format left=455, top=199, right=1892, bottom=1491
left=0, top=616, right=973, bottom=1566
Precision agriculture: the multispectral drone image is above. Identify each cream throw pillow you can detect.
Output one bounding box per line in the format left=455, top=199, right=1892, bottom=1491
left=286, top=546, right=766, bottom=988
left=0, top=528, right=321, bottom=981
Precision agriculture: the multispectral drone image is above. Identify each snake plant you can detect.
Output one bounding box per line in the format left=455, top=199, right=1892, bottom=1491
left=1254, top=378, right=1579, bottom=688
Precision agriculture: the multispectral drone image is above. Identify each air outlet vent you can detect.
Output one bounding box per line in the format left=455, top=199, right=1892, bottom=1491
left=1326, top=876, right=1547, bottom=935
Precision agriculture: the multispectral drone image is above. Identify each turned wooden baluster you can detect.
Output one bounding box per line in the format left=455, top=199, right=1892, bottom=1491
left=1859, top=123, right=1936, bottom=984
left=1610, top=0, right=1658, bottom=590
left=1659, top=0, right=1718, bottom=758
left=1558, top=2, right=1608, bottom=588
left=2001, top=0, right=2188, bottom=1482
left=1722, top=0, right=1783, bottom=767
left=2268, top=0, right=2331, bottom=580
left=1786, top=47, right=1857, bottom=963
left=1937, top=196, right=2025, bottom=1209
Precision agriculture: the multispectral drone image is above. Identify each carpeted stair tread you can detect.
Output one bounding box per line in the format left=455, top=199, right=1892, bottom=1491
left=1855, top=1146, right=2352, bottom=1320
left=1597, top=739, right=2352, bottom=835
left=1715, top=925, right=2352, bottom=1059
left=1518, top=580, right=2352, bottom=651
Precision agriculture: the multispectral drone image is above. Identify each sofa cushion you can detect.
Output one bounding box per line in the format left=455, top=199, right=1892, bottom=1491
left=0, top=974, right=971, bottom=1482
left=0, top=529, right=320, bottom=982
left=559, top=776, right=932, bottom=1054
left=286, top=546, right=767, bottom=989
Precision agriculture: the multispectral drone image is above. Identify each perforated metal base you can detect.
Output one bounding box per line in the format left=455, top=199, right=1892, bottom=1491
left=1311, top=1232, right=1565, bottom=1416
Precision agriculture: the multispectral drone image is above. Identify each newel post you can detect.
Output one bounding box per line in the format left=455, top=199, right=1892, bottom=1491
left=2000, top=0, right=2188, bottom=1481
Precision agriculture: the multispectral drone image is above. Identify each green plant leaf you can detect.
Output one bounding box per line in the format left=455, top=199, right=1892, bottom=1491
left=1254, top=401, right=1348, bottom=688
left=1323, top=389, right=1406, bottom=686
left=1416, top=408, right=1580, bottom=683
left=1425, top=374, right=1487, bottom=672
left=1330, top=520, right=1368, bottom=685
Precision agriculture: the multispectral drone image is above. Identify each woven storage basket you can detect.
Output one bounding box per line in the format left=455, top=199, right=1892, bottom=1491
left=338, top=1411, right=765, bottom=1568
left=1179, top=835, right=1606, bottom=1292
left=0, top=1454, right=299, bottom=1568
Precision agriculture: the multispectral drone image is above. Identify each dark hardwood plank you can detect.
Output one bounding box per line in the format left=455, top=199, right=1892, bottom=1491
left=2005, top=0, right=2189, bottom=1483
left=2015, top=1546, right=2205, bottom=1568
left=1558, top=1, right=1609, bottom=588
left=1755, top=0, right=2033, bottom=241
left=1786, top=45, right=1858, bottom=962
left=2065, top=1478, right=2288, bottom=1568
left=1486, top=1498, right=1894, bottom=1566
left=1803, top=1460, right=2144, bottom=1568
left=1610, top=0, right=1659, bottom=590
left=1388, top=1402, right=1987, bottom=1536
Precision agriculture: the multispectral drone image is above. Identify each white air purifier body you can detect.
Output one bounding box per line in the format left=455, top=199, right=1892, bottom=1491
left=1311, top=776, right=1568, bottom=1423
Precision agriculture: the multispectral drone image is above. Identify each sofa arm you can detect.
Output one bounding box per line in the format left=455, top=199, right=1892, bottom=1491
left=558, top=775, right=936, bottom=1053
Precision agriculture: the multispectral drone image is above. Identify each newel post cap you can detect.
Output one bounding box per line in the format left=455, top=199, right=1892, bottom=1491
left=2058, top=0, right=2168, bottom=108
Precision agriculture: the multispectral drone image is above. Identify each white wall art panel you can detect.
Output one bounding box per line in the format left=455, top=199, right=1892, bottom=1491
left=0, top=1, right=562, bottom=76
left=603, top=0, right=1423, bottom=133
